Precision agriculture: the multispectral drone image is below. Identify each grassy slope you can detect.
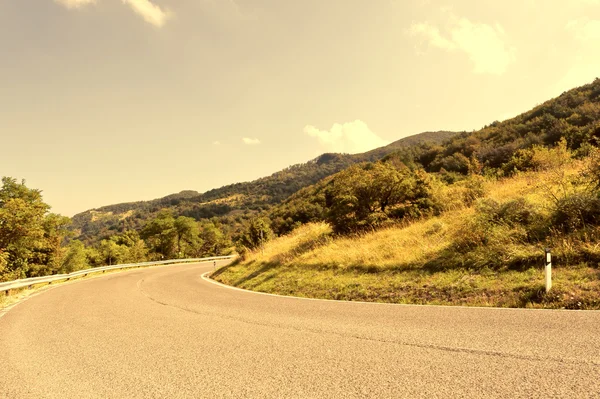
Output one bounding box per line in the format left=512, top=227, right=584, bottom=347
left=213, top=162, right=600, bottom=309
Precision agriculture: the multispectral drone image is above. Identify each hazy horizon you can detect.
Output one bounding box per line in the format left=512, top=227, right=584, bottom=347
left=2, top=0, right=599, bottom=216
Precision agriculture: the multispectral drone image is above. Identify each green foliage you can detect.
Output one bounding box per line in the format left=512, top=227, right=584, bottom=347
left=98, top=239, right=129, bottom=266
left=582, top=146, right=600, bottom=191
left=239, top=217, right=273, bottom=251
left=432, top=153, right=472, bottom=174
left=61, top=240, right=90, bottom=273
left=70, top=132, right=456, bottom=245
left=324, top=162, right=434, bottom=234
left=551, top=192, right=600, bottom=233
left=141, top=211, right=179, bottom=259
left=0, top=177, right=72, bottom=280
left=199, top=221, right=230, bottom=256
left=503, top=138, right=573, bottom=176
left=478, top=198, right=540, bottom=228
left=174, top=216, right=201, bottom=258
left=0, top=251, right=9, bottom=279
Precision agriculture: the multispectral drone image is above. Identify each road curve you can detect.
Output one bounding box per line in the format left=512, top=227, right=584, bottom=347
left=1, top=261, right=599, bottom=398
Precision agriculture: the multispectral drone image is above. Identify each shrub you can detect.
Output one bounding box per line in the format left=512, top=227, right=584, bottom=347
left=582, top=146, right=600, bottom=192
left=432, top=175, right=487, bottom=212
left=325, top=163, right=434, bottom=234
left=238, top=217, right=274, bottom=250
left=551, top=192, right=600, bottom=232
left=478, top=198, right=537, bottom=227
left=502, top=138, right=572, bottom=175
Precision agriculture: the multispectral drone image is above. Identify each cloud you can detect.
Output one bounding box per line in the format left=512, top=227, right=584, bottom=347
left=212, top=141, right=221, bottom=145
left=122, top=0, right=171, bottom=27
left=54, top=0, right=96, bottom=9
left=242, top=137, right=260, bottom=145
left=304, top=120, right=389, bottom=154
left=409, top=14, right=515, bottom=75
left=54, top=0, right=171, bottom=27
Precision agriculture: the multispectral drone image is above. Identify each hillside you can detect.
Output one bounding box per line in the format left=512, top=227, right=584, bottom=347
left=213, top=145, right=600, bottom=309
left=210, top=79, right=600, bottom=309
left=5, top=79, right=600, bottom=285
left=71, top=130, right=456, bottom=243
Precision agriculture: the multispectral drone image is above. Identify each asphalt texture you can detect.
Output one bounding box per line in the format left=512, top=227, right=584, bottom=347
left=1, top=260, right=599, bottom=398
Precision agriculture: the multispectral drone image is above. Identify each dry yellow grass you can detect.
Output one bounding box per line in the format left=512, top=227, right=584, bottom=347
left=213, top=160, right=600, bottom=309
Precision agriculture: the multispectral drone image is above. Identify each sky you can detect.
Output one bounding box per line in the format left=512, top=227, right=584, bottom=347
left=1, top=0, right=600, bottom=216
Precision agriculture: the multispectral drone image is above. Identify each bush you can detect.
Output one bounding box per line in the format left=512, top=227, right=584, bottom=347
left=478, top=198, right=538, bottom=227
left=551, top=192, right=600, bottom=232
left=325, top=162, right=434, bottom=234
left=582, top=146, right=600, bottom=192
left=502, top=138, right=572, bottom=175
left=238, top=217, right=274, bottom=250
left=431, top=175, right=487, bottom=212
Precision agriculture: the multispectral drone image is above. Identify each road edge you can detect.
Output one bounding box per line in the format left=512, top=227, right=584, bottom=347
left=202, top=272, right=597, bottom=312
left=0, top=261, right=224, bottom=320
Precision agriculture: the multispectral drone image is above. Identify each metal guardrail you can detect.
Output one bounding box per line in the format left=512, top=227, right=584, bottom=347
left=0, top=256, right=236, bottom=295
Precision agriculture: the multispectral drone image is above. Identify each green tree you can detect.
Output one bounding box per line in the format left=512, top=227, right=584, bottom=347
left=174, top=216, right=201, bottom=258
left=199, top=221, right=228, bottom=256
left=140, top=211, right=178, bottom=259
left=61, top=240, right=90, bottom=273
left=0, top=177, right=51, bottom=280
left=29, top=213, right=72, bottom=277
left=111, top=230, right=148, bottom=263
left=98, top=239, right=128, bottom=266
left=324, top=162, right=432, bottom=234
left=239, top=217, right=273, bottom=250
left=0, top=251, right=8, bottom=279
left=125, top=239, right=149, bottom=263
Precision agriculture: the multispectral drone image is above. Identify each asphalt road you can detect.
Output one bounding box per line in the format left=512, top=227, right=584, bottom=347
left=1, top=261, right=599, bottom=398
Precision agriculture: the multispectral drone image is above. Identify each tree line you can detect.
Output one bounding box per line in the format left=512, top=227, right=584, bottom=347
left=0, top=177, right=233, bottom=282
left=4, top=79, right=600, bottom=279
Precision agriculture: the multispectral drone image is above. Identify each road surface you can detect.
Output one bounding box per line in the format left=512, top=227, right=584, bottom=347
left=1, top=261, right=599, bottom=398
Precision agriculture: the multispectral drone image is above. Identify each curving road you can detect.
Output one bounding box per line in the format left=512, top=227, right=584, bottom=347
left=1, top=261, right=599, bottom=398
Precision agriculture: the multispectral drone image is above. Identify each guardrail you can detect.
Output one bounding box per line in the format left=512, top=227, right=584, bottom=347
left=0, top=255, right=236, bottom=296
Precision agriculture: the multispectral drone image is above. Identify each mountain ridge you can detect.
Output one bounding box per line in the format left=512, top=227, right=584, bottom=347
left=71, top=130, right=457, bottom=243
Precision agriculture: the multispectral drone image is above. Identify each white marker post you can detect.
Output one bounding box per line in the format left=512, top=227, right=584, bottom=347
left=545, top=248, right=552, bottom=293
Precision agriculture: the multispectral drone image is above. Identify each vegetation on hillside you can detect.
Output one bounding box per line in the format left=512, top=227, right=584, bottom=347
left=70, top=131, right=456, bottom=245
left=209, top=79, right=600, bottom=308
left=5, top=78, right=600, bottom=307
left=214, top=143, right=600, bottom=308
left=0, top=178, right=233, bottom=282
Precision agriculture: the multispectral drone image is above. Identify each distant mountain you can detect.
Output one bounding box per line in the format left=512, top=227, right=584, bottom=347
left=71, top=130, right=458, bottom=243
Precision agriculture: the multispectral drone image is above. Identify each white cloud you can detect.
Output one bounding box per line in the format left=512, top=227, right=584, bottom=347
left=304, top=120, right=389, bottom=154
left=409, top=14, right=515, bottom=75
left=122, top=0, right=171, bottom=28
left=212, top=141, right=221, bottom=145
left=242, top=137, right=260, bottom=145
left=54, top=0, right=171, bottom=27
left=54, top=0, right=96, bottom=9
